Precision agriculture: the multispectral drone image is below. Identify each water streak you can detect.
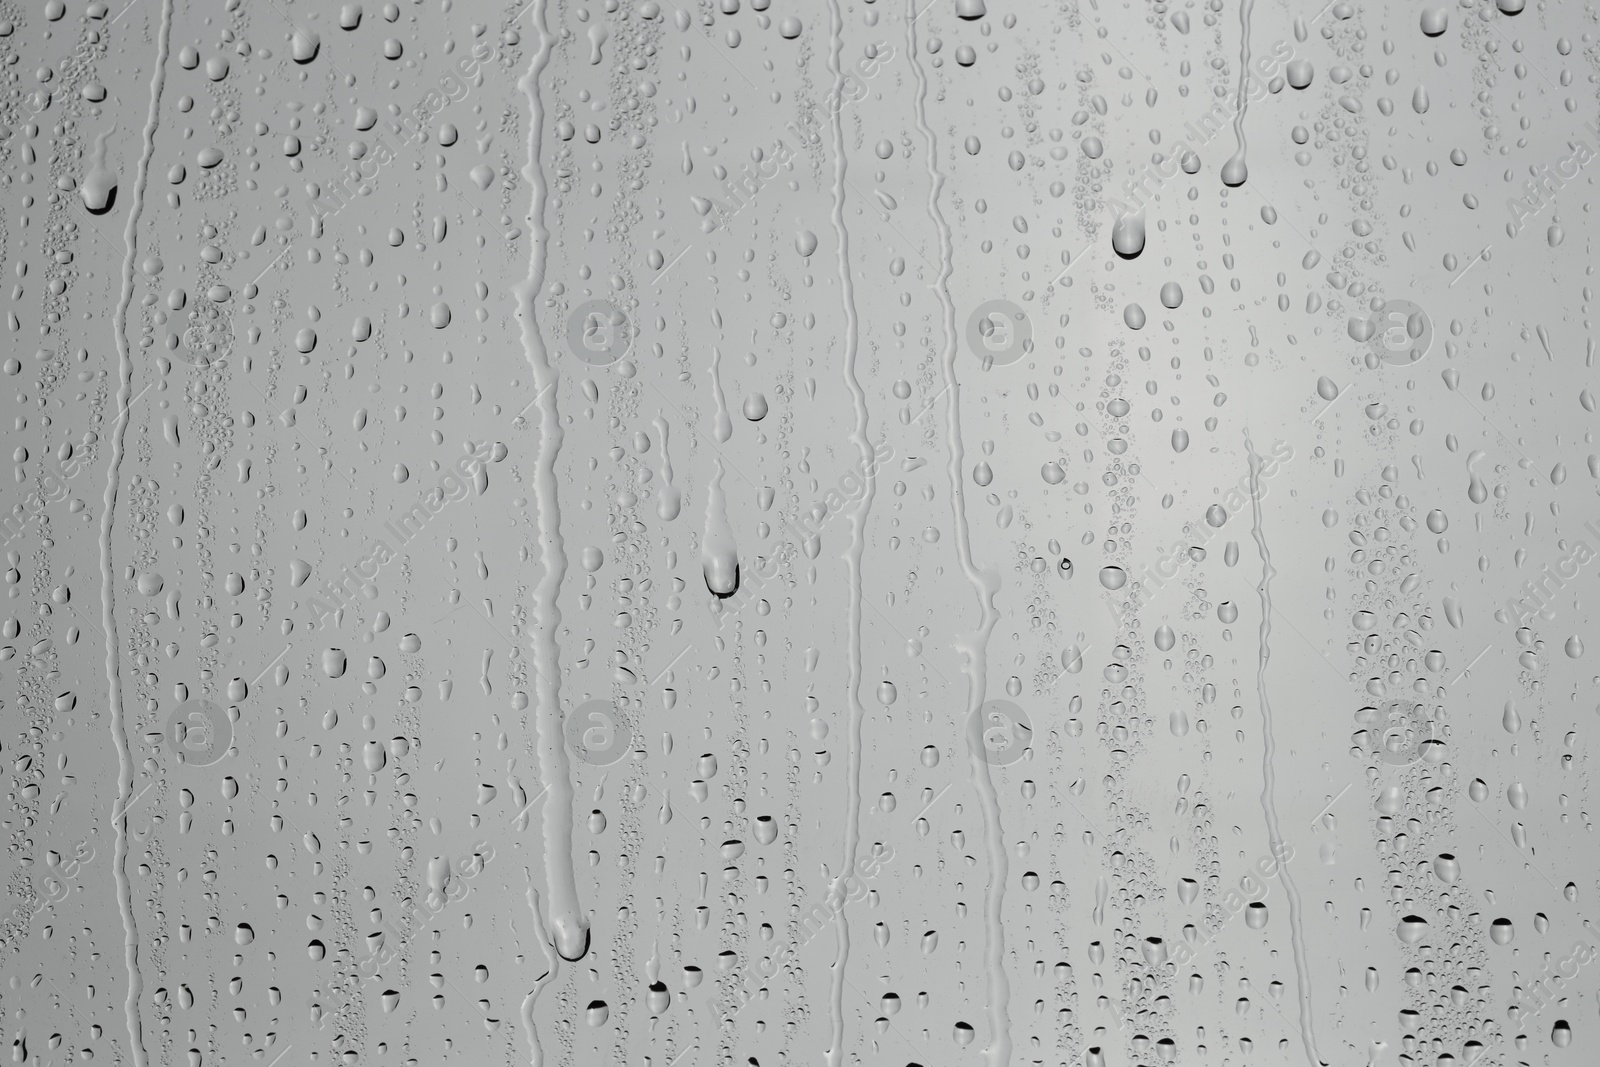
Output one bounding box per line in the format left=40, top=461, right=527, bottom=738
left=908, top=3, right=1010, bottom=1062
left=102, top=4, right=174, bottom=1062
left=514, top=0, right=587, bottom=988
left=1245, top=433, right=1323, bottom=1067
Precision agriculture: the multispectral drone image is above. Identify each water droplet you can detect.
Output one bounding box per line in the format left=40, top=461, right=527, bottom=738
left=1503, top=701, right=1522, bottom=733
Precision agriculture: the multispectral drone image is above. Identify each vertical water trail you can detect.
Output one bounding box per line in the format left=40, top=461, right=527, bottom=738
left=519, top=881, right=559, bottom=1067
left=701, top=459, right=738, bottom=597
left=822, top=0, right=873, bottom=1062
left=652, top=414, right=682, bottom=521
left=906, top=4, right=1010, bottom=1063
left=102, top=3, right=172, bottom=1062
left=514, top=0, right=587, bottom=974
left=1245, top=434, right=1323, bottom=1067
left=82, top=126, right=119, bottom=213
left=1221, top=0, right=1256, bottom=186
left=709, top=346, right=733, bottom=444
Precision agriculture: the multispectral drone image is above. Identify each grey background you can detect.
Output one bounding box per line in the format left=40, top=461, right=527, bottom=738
left=0, top=0, right=1594, bottom=1065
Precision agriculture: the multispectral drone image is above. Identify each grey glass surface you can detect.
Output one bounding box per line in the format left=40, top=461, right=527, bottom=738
left=0, top=0, right=1593, bottom=1065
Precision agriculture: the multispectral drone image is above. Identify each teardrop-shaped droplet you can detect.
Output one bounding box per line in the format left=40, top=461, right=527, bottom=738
left=1220, top=152, right=1247, bottom=186
left=1396, top=915, right=1429, bottom=944
left=1111, top=209, right=1145, bottom=258
left=1503, top=701, right=1522, bottom=733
